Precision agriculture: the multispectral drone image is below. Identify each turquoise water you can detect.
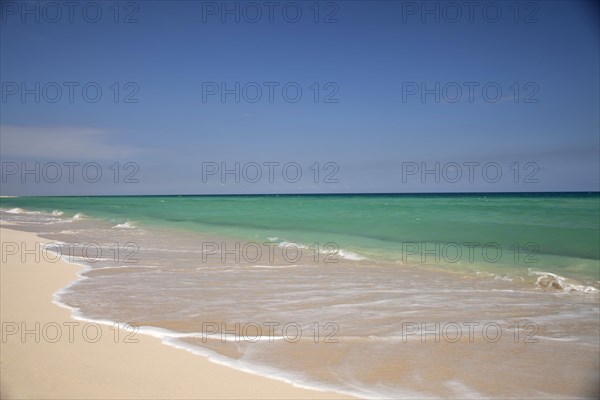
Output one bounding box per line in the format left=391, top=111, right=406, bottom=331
left=2, top=193, right=599, bottom=398
left=2, top=193, right=599, bottom=282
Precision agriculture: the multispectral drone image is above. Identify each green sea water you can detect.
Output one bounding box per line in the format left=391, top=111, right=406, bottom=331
left=2, top=193, right=599, bottom=398
left=2, top=193, right=599, bottom=282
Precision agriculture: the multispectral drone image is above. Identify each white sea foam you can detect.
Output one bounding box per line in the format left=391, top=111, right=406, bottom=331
left=320, top=247, right=366, bottom=261
left=337, top=249, right=366, bottom=261
left=49, top=241, right=383, bottom=399
left=529, top=271, right=599, bottom=293
left=5, top=208, right=42, bottom=215
left=277, top=240, right=309, bottom=250
left=51, top=266, right=368, bottom=399
left=113, top=220, right=136, bottom=229
left=276, top=239, right=366, bottom=261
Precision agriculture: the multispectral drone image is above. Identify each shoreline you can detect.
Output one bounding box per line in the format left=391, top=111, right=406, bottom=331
left=0, top=225, right=351, bottom=399
left=2, top=204, right=599, bottom=399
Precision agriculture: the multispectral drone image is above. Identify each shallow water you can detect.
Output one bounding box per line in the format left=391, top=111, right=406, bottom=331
left=1, top=194, right=598, bottom=398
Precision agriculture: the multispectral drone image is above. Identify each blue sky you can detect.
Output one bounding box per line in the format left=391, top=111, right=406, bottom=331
left=1, top=0, right=598, bottom=195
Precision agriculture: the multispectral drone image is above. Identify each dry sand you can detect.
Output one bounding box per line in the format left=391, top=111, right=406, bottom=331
left=0, top=226, right=350, bottom=399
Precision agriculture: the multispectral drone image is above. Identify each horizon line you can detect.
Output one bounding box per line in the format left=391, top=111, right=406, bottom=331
left=2, top=191, right=599, bottom=198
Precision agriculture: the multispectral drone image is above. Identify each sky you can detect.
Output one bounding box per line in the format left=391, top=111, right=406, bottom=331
left=1, top=0, right=599, bottom=195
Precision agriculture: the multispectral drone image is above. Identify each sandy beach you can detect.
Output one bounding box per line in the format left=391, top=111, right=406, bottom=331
left=0, top=225, right=349, bottom=399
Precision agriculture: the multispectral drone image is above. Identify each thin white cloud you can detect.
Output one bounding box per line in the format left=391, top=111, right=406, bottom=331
left=0, top=125, right=141, bottom=160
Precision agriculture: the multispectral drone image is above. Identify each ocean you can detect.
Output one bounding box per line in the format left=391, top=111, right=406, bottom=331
left=1, top=193, right=599, bottom=398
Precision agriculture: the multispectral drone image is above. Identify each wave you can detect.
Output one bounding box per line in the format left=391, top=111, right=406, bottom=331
left=314, top=245, right=366, bottom=261
left=50, top=263, right=371, bottom=400
left=336, top=249, right=366, bottom=261
left=275, top=239, right=367, bottom=261
left=5, top=207, right=42, bottom=215
left=529, top=270, right=599, bottom=293
left=113, top=220, right=136, bottom=229
left=277, top=240, right=309, bottom=250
